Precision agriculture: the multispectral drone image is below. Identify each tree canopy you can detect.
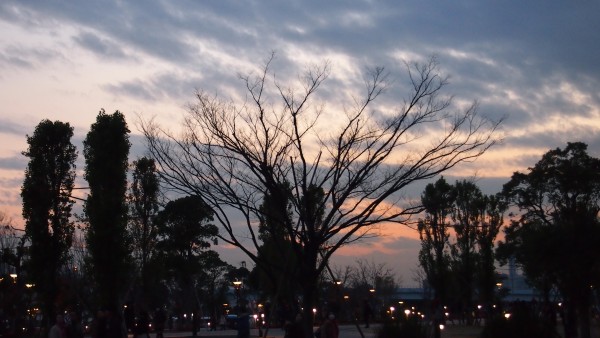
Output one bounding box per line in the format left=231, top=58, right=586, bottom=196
left=84, top=109, right=131, bottom=311
left=21, top=119, right=77, bottom=323
left=498, top=142, right=600, bottom=338
left=155, top=195, right=218, bottom=313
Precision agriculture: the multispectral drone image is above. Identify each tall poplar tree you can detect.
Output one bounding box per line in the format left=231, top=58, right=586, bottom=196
left=450, top=180, right=482, bottom=322
left=418, top=176, right=453, bottom=304
left=21, top=119, right=77, bottom=324
left=83, top=109, right=131, bottom=311
left=129, top=157, right=160, bottom=308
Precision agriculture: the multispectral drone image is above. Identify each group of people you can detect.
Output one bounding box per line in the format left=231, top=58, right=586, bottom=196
left=48, top=313, right=85, bottom=338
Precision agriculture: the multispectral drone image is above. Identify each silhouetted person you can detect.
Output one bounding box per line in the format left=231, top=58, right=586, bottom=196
left=66, top=312, right=84, bottom=338
left=362, top=299, right=372, bottom=328
left=431, top=298, right=443, bottom=338
left=237, top=307, right=250, bottom=338
left=136, top=310, right=150, bottom=338
left=283, top=313, right=303, bottom=338
left=318, top=313, right=339, bottom=338
left=49, top=314, right=66, bottom=338
left=106, top=310, right=126, bottom=338
left=124, top=302, right=135, bottom=334
left=90, top=310, right=106, bottom=338
left=210, top=314, right=217, bottom=331
left=219, top=315, right=227, bottom=330
left=153, top=308, right=166, bottom=338
left=192, top=309, right=199, bottom=337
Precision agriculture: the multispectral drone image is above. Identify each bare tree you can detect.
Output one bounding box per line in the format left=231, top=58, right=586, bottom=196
left=0, top=212, right=25, bottom=276
left=142, top=55, right=501, bottom=336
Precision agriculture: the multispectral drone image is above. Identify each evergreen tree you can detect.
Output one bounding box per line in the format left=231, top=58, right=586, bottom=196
left=499, top=142, right=600, bottom=338
left=155, top=195, right=218, bottom=314
left=21, top=119, right=77, bottom=324
left=418, top=177, right=453, bottom=304
left=83, top=109, right=131, bottom=311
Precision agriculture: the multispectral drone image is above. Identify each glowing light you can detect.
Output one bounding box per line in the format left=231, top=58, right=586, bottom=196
left=504, top=313, right=511, bottom=319
left=439, top=324, right=445, bottom=330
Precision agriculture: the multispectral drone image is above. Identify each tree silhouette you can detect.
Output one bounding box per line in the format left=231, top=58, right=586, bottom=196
left=418, top=176, right=453, bottom=304
left=21, top=119, right=77, bottom=325
left=499, top=142, right=600, bottom=338
left=142, top=55, right=501, bottom=337
left=84, top=110, right=131, bottom=312
left=418, top=178, right=505, bottom=332
left=129, top=157, right=160, bottom=309
left=155, top=195, right=218, bottom=314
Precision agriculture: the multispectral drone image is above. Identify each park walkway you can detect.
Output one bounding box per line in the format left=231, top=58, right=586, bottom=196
left=135, top=323, right=483, bottom=338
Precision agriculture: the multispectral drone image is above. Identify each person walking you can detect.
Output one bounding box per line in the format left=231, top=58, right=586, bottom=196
left=362, top=299, right=372, bottom=328
left=283, top=313, right=303, bottom=338
left=318, top=313, right=339, bottom=338
left=153, top=308, right=166, bottom=338
left=48, top=315, right=66, bottom=338
left=135, top=311, right=150, bottom=338
left=66, top=312, right=84, bottom=338
left=237, top=307, right=250, bottom=338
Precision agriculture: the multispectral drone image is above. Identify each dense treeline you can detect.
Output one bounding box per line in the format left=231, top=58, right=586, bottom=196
left=3, top=111, right=230, bottom=336
left=417, top=177, right=505, bottom=325
left=417, top=142, right=600, bottom=338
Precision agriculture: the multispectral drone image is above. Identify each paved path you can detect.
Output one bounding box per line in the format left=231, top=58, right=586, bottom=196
left=137, top=324, right=378, bottom=338
left=131, top=323, right=487, bottom=338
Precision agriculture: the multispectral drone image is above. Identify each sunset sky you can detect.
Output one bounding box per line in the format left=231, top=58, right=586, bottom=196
left=1, top=1, right=599, bottom=284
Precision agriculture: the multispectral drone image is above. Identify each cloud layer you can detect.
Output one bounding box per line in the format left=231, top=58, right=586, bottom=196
left=1, top=1, right=599, bottom=272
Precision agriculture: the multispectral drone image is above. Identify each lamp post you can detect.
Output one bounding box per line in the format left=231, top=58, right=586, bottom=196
left=233, top=280, right=243, bottom=311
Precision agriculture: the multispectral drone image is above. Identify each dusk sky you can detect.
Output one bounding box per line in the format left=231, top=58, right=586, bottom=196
left=1, top=1, right=599, bottom=285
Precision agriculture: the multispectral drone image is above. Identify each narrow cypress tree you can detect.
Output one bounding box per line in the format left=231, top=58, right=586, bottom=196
left=83, top=109, right=131, bottom=311
left=21, top=119, right=77, bottom=326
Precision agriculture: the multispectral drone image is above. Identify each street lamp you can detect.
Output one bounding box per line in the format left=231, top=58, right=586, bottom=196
left=233, top=280, right=243, bottom=311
